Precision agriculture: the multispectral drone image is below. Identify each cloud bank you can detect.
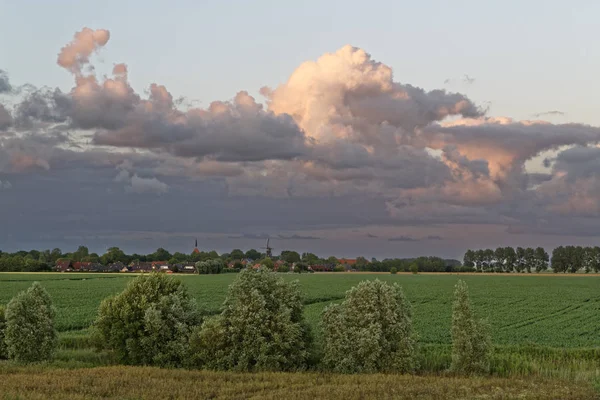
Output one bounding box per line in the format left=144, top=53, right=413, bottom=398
left=1, top=27, right=600, bottom=255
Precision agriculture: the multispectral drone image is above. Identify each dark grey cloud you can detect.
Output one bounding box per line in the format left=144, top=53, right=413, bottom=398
left=278, top=234, right=320, bottom=240
left=388, top=235, right=418, bottom=242
left=533, top=110, right=565, bottom=118
left=426, top=235, right=443, bottom=240
left=366, top=233, right=378, bottom=238
left=0, top=104, right=12, bottom=130
left=0, top=70, right=11, bottom=93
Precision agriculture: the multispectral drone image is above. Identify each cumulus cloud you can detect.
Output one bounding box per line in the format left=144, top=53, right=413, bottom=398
left=2, top=27, right=600, bottom=254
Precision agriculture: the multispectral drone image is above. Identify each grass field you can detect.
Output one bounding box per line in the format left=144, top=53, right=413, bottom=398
left=0, top=365, right=596, bottom=400
left=0, top=272, right=599, bottom=347
left=1, top=272, right=600, bottom=398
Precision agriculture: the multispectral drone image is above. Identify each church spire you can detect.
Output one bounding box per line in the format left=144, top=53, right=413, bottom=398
left=195, top=238, right=198, bottom=248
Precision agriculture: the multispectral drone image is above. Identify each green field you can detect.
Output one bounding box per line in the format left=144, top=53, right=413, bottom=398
left=1, top=272, right=600, bottom=399
left=0, top=273, right=599, bottom=347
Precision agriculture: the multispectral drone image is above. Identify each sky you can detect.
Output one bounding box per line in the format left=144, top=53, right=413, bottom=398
left=0, top=0, right=599, bottom=259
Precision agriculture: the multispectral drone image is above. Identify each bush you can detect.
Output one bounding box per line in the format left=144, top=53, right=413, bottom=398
left=189, top=268, right=312, bottom=371
left=390, top=267, right=397, bottom=275
left=196, top=259, right=223, bottom=274
left=410, top=263, right=419, bottom=274
left=0, top=305, right=6, bottom=359
left=321, top=279, right=416, bottom=373
left=333, top=265, right=345, bottom=272
left=450, top=280, right=492, bottom=374
left=5, top=282, right=57, bottom=362
left=278, top=265, right=290, bottom=273
left=93, top=272, right=201, bottom=367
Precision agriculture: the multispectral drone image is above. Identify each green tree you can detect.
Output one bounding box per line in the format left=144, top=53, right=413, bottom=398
left=151, top=248, right=172, bottom=261
left=534, top=247, right=549, bottom=272
left=322, top=280, right=416, bottom=373
left=450, top=280, right=491, bottom=374
left=524, top=248, right=535, bottom=273
left=260, top=257, right=274, bottom=270
left=93, top=273, right=200, bottom=366
left=195, top=259, right=224, bottom=274
left=245, top=249, right=261, bottom=260
left=0, top=305, right=6, bottom=359
left=503, top=247, right=516, bottom=272
left=390, top=267, right=398, bottom=274
left=410, top=263, right=418, bottom=274
left=280, top=251, right=301, bottom=264
left=230, top=249, right=245, bottom=260
left=189, top=269, right=312, bottom=371
left=301, top=252, right=319, bottom=264
left=463, top=250, right=475, bottom=269
left=326, top=256, right=338, bottom=265
left=5, top=282, right=57, bottom=362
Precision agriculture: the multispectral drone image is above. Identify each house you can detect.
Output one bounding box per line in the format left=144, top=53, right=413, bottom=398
left=88, top=263, right=108, bottom=272
left=129, top=262, right=154, bottom=273
left=55, top=259, right=73, bottom=272
left=73, top=261, right=92, bottom=272
left=108, top=262, right=126, bottom=272
left=180, top=265, right=196, bottom=274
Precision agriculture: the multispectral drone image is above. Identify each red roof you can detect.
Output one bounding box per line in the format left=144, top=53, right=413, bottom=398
left=192, top=248, right=200, bottom=254
left=338, top=258, right=357, bottom=265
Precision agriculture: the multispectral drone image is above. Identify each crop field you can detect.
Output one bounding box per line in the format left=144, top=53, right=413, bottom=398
left=0, top=272, right=599, bottom=347
left=1, top=272, right=600, bottom=399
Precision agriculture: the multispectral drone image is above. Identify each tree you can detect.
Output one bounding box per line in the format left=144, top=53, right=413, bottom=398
left=5, top=282, right=57, bottom=362
left=195, top=259, right=224, bottom=274
left=245, top=249, right=262, bottom=260
left=93, top=273, right=200, bottom=367
left=260, top=257, right=274, bottom=270
left=390, top=267, right=398, bottom=275
left=410, top=263, right=418, bottom=274
left=151, top=248, right=172, bottom=261
left=230, top=249, right=245, bottom=260
left=450, top=280, right=491, bottom=374
left=551, top=246, right=567, bottom=273
left=504, top=247, right=517, bottom=272
left=534, top=247, right=549, bottom=272
left=321, top=280, right=416, bottom=373
left=280, top=251, right=301, bottom=264
left=515, top=247, right=526, bottom=273
left=100, top=247, right=127, bottom=265
left=463, top=250, right=475, bottom=269
left=326, top=256, right=338, bottom=265
left=0, top=305, right=6, bottom=359
left=524, top=248, right=535, bottom=273
left=188, top=269, right=311, bottom=371
left=301, top=252, right=319, bottom=264
left=493, top=247, right=505, bottom=272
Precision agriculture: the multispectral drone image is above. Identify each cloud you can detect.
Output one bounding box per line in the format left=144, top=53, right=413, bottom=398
left=0, top=180, right=12, bottom=190
left=366, top=233, right=378, bottom=238
left=1, top=27, right=600, bottom=256
left=533, top=110, right=565, bottom=118
left=278, top=234, right=320, bottom=240
left=57, top=28, right=110, bottom=74
left=0, top=70, right=12, bottom=93
left=228, top=233, right=271, bottom=240
left=388, top=235, right=418, bottom=242
left=426, top=235, right=442, bottom=240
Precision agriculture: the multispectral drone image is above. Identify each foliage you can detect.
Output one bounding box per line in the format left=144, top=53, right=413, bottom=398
left=390, top=267, right=397, bottom=274
left=4, top=282, right=57, bottom=362
left=465, top=247, right=549, bottom=273
left=450, top=280, right=492, bottom=374
left=280, top=250, right=301, bottom=264
left=0, top=305, right=6, bottom=359
left=92, top=272, right=200, bottom=367
left=278, top=265, right=290, bottom=273
left=410, top=263, right=419, bottom=274
left=189, top=269, right=312, bottom=371
left=260, top=257, right=274, bottom=270
left=333, top=265, right=345, bottom=272
left=195, top=259, right=224, bottom=274
left=321, top=280, right=416, bottom=373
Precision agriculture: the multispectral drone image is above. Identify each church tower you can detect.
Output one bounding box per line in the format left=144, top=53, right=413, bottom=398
left=193, top=238, right=200, bottom=254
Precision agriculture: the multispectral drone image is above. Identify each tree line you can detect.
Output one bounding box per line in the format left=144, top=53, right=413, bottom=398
left=464, top=246, right=600, bottom=273
left=0, top=271, right=491, bottom=376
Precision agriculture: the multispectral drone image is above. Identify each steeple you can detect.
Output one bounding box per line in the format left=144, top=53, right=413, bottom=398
left=193, top=238, right=200, bottom=254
